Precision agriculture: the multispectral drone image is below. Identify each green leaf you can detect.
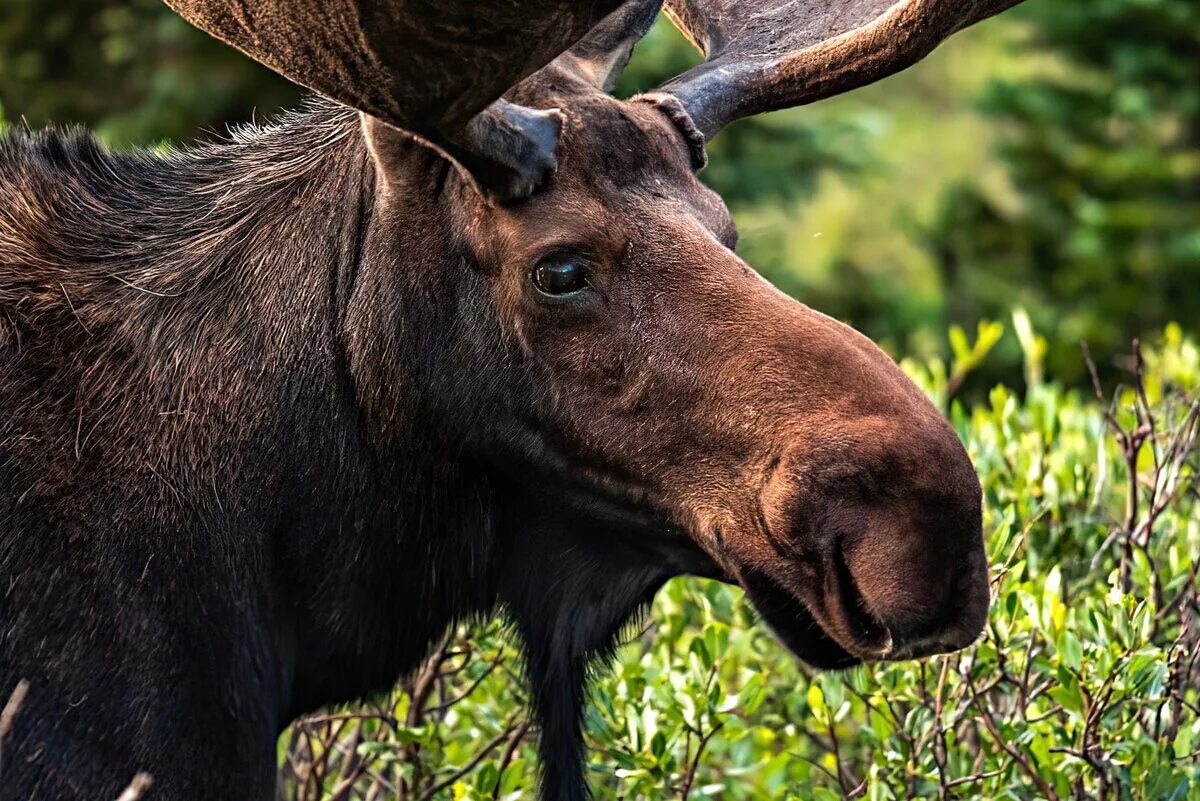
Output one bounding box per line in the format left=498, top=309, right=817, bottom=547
left=1060, top=631, right=1083, bottom=671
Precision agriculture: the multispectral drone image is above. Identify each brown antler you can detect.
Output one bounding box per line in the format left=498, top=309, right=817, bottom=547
left=164, top=0, right=645, bottom=199
left=659, top=0, right=1025, bottom=139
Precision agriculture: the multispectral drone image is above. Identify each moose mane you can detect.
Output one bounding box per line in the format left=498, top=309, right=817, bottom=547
left=0, top=100, right=366, bottom=491
left=0, top=100, right=362, bottom=338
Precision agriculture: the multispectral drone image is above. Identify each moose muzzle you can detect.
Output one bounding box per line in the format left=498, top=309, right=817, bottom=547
left=686, top=292, right=992, bottom=669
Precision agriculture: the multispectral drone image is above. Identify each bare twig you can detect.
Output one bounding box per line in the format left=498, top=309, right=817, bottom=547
left=945, top=766, right=1006, bottom=789
left=968, top=673, right=1061, bottom=801
left=425, top=656, right=504, bottom=715
left=933, top=657, right=952, bottom=800
left=680, top=720, right=724, bottom=801
left=0, top=680, right=30, bottom=778
left=418, top=720, right=521, bottom=801
left=1082, top=341, right=1200, bottom=602
left=492, top=718, right=532, bottom=801
left=114, top=772, right=154, bottom=801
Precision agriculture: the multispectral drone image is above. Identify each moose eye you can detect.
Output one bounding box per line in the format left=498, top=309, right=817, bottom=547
left=531, top=252, right=590, bottom=297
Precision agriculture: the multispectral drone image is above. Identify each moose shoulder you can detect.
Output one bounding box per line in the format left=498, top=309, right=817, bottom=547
left=0, top=1, right=1022, bottom=799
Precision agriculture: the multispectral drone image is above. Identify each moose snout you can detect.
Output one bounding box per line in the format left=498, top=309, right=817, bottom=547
left=744, top=411, right=991, bottom=666
left=702, top=298, right=995, bottom=666
left=830, top=440, right=991, bottom=661
left=875, top=530, right=991, bottom=659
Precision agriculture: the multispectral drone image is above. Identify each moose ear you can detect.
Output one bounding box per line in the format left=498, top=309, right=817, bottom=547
left=362, top=104, right=565, bottom=200
left=162, top=0, right=628, bottom=200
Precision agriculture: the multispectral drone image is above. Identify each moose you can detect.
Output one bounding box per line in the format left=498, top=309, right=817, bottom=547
left=0, top=0, right=1024, bottom=798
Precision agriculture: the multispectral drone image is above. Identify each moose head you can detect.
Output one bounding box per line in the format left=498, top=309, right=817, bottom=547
left=4, top=1, right=1018, bottom=798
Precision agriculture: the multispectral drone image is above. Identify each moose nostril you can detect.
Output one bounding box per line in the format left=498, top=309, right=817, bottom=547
left=889, top=548, right=990, bottom=659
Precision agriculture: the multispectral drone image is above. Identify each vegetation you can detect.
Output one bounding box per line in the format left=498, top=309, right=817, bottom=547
left=3, top=1, right=1198, bottom=798
left=0, top=0, right=299, bottom=144
left=922, top=0, right=1200, bottom=386
left=272, top=321, right=1200, bottom=800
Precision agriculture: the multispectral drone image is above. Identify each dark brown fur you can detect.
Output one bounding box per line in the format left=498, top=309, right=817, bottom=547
left=0, top=76, right=988, bottom=800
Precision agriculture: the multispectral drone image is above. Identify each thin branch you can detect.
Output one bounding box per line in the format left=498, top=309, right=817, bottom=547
left=0, top=680, right=30, bottom=779
left=945, top=767, right=1006, bottom=789
left=968, top=674, right=1061, bottom=801
left=114, top=772, right=154, bottom=801
left=680, top=720, right=724, bottom=801
left=418, top=721, right=520, bottom=801
left=425, top=657, right=504, bottom=715
left=492, top=718, right=532, bottom=801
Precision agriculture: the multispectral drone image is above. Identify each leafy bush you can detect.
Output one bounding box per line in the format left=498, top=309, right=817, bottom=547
left=278, top=320, right=1200, bottom=801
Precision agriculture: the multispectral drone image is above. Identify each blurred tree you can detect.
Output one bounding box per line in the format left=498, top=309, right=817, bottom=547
left=923, top=0, right=1200, bottom=383
left=0, top=0, right=299, bottom=145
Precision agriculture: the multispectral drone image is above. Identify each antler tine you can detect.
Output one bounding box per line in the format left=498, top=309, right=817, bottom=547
left=163, top=0, right=626, bottom=199
left=659, top=0, right=1025, bottom=139
left=552, top=0, right=664, bottom=92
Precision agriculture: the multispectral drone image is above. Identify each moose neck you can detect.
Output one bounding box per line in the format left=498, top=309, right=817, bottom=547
left=0, top=101, right=502, bottom=717
left=236, top=108, right=509, bottom=714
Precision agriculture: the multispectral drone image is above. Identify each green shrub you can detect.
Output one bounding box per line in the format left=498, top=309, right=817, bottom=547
left=279, top=320, right=1200, bottom=800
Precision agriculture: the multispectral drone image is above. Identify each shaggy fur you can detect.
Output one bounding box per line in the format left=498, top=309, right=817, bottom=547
left=1, top=102, right=492, bottom=798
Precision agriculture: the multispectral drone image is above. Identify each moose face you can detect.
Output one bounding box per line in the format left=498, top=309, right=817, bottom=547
left=452, top=88, right=990, bottom=667
left=168, top=0, right=1016, bottom=671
